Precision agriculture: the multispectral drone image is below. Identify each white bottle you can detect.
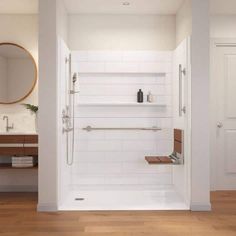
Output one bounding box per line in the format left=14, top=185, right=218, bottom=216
left=147, top=91, right=154, bottom=103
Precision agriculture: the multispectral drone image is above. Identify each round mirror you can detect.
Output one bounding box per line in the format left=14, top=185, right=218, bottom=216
left=0, top=43, right=37, bottom=104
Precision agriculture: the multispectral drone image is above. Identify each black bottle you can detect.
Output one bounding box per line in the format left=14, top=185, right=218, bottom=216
left=137, top=89, right=143, bottom=103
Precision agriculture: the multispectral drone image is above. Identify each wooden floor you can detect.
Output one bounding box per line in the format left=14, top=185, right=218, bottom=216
left=0, top=191, right=236, bottom=236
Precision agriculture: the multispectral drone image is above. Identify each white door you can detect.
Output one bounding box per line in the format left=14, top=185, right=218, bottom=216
left=212, top=44, right=236, bottom=190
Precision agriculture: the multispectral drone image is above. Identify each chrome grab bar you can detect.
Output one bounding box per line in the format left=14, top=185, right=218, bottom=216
left=179, top=64, right=186, bottom=117
left=83, top=126, right=161, bottom=132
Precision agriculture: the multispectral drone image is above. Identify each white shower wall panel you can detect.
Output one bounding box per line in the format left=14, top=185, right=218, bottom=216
left=70, top=51, right=173, bottom=190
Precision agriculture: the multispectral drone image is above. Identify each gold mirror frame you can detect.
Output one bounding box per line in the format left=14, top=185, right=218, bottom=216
left=0, top=42, right=37, bottom=105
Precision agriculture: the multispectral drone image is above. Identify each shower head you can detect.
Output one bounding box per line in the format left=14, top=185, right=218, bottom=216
left=72, top=73, right=77, bottom=83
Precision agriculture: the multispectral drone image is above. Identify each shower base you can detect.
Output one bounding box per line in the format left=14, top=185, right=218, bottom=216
left=59, top=185, right=189, bottom=211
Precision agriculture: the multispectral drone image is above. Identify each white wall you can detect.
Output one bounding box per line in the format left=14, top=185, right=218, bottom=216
left=38, top=0, right=58, bottom=211
left=57, top=0, right=68, bottom=43
left=190, top=0, right=211, bottom=211
left=69, top=14, right=176, bottom=51
left=38, top=0, right=68, bottom=211
left=176, top=0, right=192, bottom=46
left=0, top=15, right=38, bottom=132
left=210, top=15, right=236, bottom=38
left=0, top=14, right=38, bottom=192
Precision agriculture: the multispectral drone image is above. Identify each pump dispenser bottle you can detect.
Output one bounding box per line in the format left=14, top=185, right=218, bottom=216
left=147, top=91, right=154, bottom=103
left=137, top=89, right=143, bottom=103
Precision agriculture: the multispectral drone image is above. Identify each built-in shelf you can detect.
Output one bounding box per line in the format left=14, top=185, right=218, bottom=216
left=0, top=163, right=38, bottom=170
left=78, top=102, right=166, bottom=107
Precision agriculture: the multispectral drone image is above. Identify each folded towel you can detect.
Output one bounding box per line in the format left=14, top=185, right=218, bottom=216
left=12, top=160, right=34, bottom=164
left=12, top=156, right=34, bottom=162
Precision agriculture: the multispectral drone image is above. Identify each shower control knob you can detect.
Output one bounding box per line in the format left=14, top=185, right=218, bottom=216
left=217, top=122, right=223, bottom=128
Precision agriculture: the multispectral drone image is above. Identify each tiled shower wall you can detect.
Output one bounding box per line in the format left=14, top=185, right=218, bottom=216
left=70, top=51, right=173, bottom=190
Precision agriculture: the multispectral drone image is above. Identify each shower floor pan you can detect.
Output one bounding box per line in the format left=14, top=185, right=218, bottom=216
left=59, top=186, right=189, bottom=211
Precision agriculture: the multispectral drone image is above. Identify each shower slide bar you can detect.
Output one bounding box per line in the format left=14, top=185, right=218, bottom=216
left=83, top=126, right=161, bottom=132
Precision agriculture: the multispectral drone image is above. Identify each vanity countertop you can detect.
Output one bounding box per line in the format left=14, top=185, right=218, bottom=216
left=0, top=133, right=38, bottom=135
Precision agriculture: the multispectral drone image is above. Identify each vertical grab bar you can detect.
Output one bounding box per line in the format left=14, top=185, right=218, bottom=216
left=179, top=64, right=186, bottom=117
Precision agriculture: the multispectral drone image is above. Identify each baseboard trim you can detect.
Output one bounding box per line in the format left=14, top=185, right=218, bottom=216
left=37, top=203, right=58, bottom=212
left=190, top=202, right=211, bottom=211
left=0, top=185, right=38, bottom=192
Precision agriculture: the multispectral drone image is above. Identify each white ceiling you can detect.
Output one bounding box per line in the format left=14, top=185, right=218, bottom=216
left=0, top=0, right=236, bottom=15
left=64, top=0, right=184, bottom=15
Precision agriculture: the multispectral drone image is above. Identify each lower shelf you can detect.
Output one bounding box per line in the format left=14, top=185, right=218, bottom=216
left=0, top=163, right=38, bottom=169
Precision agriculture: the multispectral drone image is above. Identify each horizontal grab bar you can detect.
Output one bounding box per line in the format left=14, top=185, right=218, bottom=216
left=83, top=126, right=161, bottom=132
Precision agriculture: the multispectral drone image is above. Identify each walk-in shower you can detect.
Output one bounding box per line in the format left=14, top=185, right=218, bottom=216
left=57, top=36, right=191, bottom=211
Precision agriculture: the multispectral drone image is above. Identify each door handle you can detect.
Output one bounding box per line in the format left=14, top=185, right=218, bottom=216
left=217, top=122, right=223, bottom=128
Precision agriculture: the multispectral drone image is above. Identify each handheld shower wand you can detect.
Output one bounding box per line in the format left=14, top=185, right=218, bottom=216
left=70, top=73, right=79, bottom=95
left=73, top=73, right=77, bottom=83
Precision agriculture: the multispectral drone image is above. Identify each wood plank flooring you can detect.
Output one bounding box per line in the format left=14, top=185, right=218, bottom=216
left=0, top=191, right=236, bottom=236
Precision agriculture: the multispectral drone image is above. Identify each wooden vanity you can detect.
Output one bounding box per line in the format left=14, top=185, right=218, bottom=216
left=0, top=134, right=38, bottom=169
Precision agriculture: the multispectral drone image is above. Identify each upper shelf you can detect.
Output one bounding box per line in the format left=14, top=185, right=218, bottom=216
left=77, top=102, right=166, bottom=107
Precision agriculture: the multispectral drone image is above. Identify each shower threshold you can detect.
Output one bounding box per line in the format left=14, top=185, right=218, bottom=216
left=59, top=186, right=189, bottom=211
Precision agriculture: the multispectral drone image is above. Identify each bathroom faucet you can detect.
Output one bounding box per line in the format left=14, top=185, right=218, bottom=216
left=3, top=116, right=14, bottom=132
